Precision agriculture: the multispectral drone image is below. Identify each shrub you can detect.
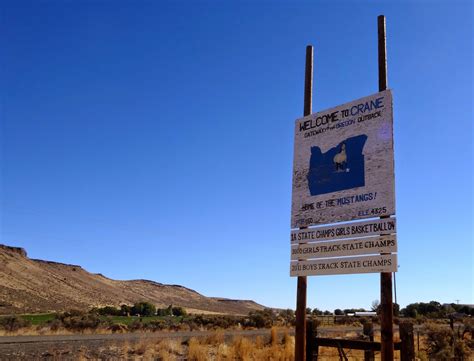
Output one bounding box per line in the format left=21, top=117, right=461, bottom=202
left=48, top=319, right=63, bottom=331
left=0, top=316, right=31, bottom=332
left=96, top=306, right=121, bottom=316
left=278, top=309, right=295, bottom=326
left=157, top=308, right=172, bottom=316
left=425, top=323, right=472, bottom=360
left=145, top=320, right=167, bottom=331
left=246, top=308, right=276, bottom=328
left=128, top=320, right=142, bottom=331
left=57, top=310, right=102, bottom=331
left=120, top=304, right=132, bottom=316
left=131, top=302, right=156, bottom=317
left=172, top=306, right=187, bottom=317
left=108, top=323, right=128, bottom=333
left=185, top=315, right=242, bottom=330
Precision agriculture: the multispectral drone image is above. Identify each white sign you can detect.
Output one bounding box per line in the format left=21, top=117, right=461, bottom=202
left=291, top=90, right=395, bottom=228
left=290, top=254, right=397, bottom=277
left=291, top=218, right=396, bottom=244
left=291, top=235, right=397, bottom=260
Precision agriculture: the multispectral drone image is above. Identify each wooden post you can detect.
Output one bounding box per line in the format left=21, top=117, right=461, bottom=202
left=399, top=322, right=415, bottom=361
left=363, top=322, right=375, bottom=361
left=417, top=330, right=420, bottom=352
left=378, top=15, right=388, bottom=91
left=306, top=319, right=315, bottom=361
left=295, top=44, right=313, bottom=361
left=380, top=272, right=394, bottom=360
left=378, top=14, right=394, bottom=361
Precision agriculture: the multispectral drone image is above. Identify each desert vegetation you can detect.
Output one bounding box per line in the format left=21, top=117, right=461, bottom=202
left=1, top=300, right=473, bottom=337
left=0, top=328, right=295, bottom=360
left=2, top=323, right=472, bottom=360
left=0, top=306, right=297, bottom=335
left=1, top=301, right=472, bottom=360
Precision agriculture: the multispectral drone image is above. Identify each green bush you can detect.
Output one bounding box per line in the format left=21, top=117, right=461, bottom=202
left=131, top=302, right=156, bottom=317
left=172, top=306, right=187, bottom=317
left=157, top=305, right=174, bottom=316
left=96, top=306, right=121, bottom=316
left=278, top=309, right=295, bottom=326
left=120, top=304, right=132, bottom=316
left=246, top=309, right=276, bottom=328
left=184, top=314, right=243, bottom=330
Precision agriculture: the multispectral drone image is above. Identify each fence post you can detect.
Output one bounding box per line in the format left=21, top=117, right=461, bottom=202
left=363, top=322, right=375, bottom=361
left=306, top=319, right=318, bottom=361
left=417, top=330, right=420, bottom=353
left=399, top=322, right=415, bottom=361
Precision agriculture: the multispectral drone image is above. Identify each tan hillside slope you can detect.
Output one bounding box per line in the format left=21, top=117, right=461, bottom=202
left=0, top=244, right=264, bottom=315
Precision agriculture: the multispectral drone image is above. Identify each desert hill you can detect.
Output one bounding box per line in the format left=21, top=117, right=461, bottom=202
left=0, top=244, right=264, bottom=315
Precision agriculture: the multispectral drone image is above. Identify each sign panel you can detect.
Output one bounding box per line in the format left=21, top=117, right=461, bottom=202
left=291, top=217, right=396, bottom=244
left=291, top=235, right=397, bottom=260
left=290, top=254, right=397, bottom=277
left=291, top=90, right=395, bottom=228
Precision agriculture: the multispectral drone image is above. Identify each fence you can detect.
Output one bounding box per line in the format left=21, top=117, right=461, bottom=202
left=306, top=319, right=415, bottom=361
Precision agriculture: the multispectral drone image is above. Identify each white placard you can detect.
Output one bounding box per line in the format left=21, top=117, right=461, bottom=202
left=291, top=90, right=395, bottom=228
left=290, top=254, right=397, bottom=277
left=291, top=217, right=396, bottom=244
left=291, top=235, right=397, bottom=260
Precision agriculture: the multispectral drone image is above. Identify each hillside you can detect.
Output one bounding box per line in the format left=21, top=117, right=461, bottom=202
left=0, top=244, right=264, bottom=315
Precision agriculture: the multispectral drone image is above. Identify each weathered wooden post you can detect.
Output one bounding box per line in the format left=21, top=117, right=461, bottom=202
left=399, top=322, right=415, bottom=361
left=363, top=322, right=375, bottom=361
left=417, top=330, right=420, bottom=353
left=378, top=14, right=394, bottom=361
left=306, top=318, right=315, bottom=361
left=295, top=44, right=313, bottom=361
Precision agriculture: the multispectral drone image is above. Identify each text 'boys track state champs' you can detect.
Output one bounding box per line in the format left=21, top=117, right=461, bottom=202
left=291, top=90, right=395, bottom=228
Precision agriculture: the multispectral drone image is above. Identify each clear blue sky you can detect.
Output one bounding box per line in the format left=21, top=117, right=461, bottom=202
left=1, top=0, right=472, bottom=311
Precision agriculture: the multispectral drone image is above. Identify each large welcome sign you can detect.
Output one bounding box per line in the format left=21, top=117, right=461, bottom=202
left=291, top=90, right=395, bottom=228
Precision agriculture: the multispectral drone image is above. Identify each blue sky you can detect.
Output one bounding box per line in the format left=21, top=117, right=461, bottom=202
left=1, top=0, right=472, bottom=311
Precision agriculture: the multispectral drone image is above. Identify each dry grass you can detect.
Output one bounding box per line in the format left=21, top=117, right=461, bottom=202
left=188, top=337, right=209, bottom=360
left=205, top=329, right=226, bottom=345
left=0, top=326, right=77, bottom=337
left=13, top=327, right=438, bottom=360
left=255, top=335, right=265, bottom=348
left=0, top=325, right=118, bottom=337
left=231, top=336, right=255, bottom=359
left=210, top=329, right=295, bottom=361
left=270, top=326, right=279, bottom=345
left=132, top=340, right=149, bottom=356
left=154, top=340, right=181, bottom=361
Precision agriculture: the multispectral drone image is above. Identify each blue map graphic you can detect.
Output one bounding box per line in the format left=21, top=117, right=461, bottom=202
left=307, top=134, right=368, bottom=196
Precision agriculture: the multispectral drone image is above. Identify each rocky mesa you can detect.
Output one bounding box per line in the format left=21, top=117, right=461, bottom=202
left=0, top=244, right=264, bottom=315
